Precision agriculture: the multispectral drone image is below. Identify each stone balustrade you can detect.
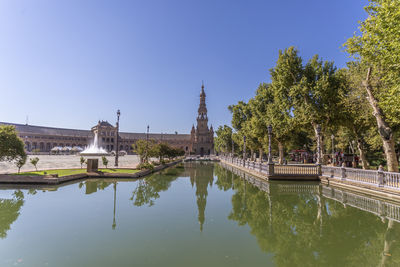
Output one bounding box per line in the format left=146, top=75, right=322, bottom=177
left=321, top=165, right=400, bottom=190
left=222, top=155, right=400, bottom=190
left=220, top=156, right=319, bottom=178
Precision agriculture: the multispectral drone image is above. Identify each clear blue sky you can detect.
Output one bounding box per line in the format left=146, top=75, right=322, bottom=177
left=0, top=0, right=366, bottom=134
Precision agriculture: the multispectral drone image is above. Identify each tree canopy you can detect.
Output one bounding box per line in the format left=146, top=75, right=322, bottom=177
left=0, top=125, right=26, bottom=163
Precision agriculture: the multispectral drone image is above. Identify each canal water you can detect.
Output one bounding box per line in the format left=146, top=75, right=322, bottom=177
left=1, top=162, right=400, bottom=266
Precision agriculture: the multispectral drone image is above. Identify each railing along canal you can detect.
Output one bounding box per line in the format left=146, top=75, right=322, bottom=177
left=220, top=156, right=319, bottom=178
left=321, top=165, right=400, bottom=190
left=220, top=155, right=400, bottom=191
left=221, top=160, right=400, bottom=222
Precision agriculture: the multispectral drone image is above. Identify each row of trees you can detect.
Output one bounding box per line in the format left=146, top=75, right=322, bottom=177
left=133, top=139, right=185, bottom=164
left=215, top=0, right=400, bottom=172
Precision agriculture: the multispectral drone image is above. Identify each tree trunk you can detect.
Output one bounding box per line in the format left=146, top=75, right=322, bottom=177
left=250, top=149, right=254, bottom=161
left=259, top=148, right=263, bottom=163
left=356, top=139, right=369, bottom=169
left=278, top=142, right=284, bottom=165
left=312, top=123, right=323, bottom=164
left=363, top=67, right=399, bottom=172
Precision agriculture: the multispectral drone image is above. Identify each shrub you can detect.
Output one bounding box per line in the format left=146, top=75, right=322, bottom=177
left=80, top=156, right=86, bottom=168
left=15, top=155, right=27, bottom=174
left=102, top=156, right=109, bottom=168
left=137, top=162, right=154, bottom=170
left=30, top=157, right=39, bottom=171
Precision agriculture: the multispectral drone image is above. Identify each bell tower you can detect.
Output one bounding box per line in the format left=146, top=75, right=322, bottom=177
left=197, top=82, right=209, bottom=132
left=190, top=82, right=214, bottom=156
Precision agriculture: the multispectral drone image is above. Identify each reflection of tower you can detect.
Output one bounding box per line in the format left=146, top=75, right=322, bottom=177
left=188, top=163, right=214, bottom=231
left=112, top=182, right=117, bottom=230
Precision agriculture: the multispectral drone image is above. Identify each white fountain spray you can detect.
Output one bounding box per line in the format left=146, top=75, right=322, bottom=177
left=80, top=132, right=108, bottom=156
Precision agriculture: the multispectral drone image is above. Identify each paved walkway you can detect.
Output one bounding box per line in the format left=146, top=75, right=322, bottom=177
left=0, top=155, right=141, bottom=174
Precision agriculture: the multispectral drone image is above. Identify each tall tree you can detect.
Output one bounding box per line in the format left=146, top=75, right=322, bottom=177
left=214, top=125, right=233, bottom=155
left=344, top=0, right=400, bottom=172
left=229, top=101, right=258, bottom=159
left=0, top=125, right=26, bottom=163
left=338, top=62, right=378, bottom=169
left=250, top=83, right=273, bottom=162
left=266, top=47, right=303, bottom=163
left=291, top=55, right=342, bottom=162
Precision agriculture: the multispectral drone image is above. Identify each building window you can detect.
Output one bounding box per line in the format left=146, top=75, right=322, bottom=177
left=111, top=138, right=114, bottom=143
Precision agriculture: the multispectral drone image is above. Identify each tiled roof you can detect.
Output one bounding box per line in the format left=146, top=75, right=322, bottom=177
left=119, top=132, right=191, bottom=140
left=0, top=122, right=91, bottom=136
left=0, top=122, right=191, bottom=140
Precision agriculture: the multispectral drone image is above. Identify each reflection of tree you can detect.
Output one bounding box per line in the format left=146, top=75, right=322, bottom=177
left=214, top=167, right=400, bottom=266
left=214, top=164, right=234, bottom=191
left=0, top=190, right=24, bottom=239
left=130, top=166, right=184, bottom=207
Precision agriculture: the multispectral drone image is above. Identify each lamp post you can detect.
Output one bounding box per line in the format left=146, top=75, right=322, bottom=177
left=243, top=135, right=246, bottom=166
left=316, top=124, right=322, bottom=165
left=114, top=109, right=121, bottom=167
left=145, top=125, right=149, bottom=162
left=331, top=134, right=335, bottom=165
left=231, top=133, right=234, bottom=157
left=267, top=125, right=273, bottom=164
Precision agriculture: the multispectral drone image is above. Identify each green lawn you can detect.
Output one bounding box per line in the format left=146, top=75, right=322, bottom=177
left=15, top=168, right=139, bottom=177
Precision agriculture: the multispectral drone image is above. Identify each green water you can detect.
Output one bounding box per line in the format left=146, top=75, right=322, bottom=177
left=1, top=162, right=400, bottom=266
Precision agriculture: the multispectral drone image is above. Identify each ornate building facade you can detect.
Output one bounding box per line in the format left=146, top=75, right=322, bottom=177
left=0, top=83, right=214, bottom=155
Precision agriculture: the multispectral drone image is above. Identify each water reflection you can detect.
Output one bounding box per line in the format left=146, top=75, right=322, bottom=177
left=2, top=163, right=400, bottom=266
left=185, top=162, right=214, bottom=231
left=0, top=190, right=24, bottom=239
left=79, top=180, right=112, bottom=195
left=130, top=165, right=185, bottom=207
left=130, top=162, right=215, bottom=231
left=216, top=163, right=400, bottom=266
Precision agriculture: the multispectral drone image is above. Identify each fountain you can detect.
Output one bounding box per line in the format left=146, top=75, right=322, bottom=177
left=80, top=131, right=109, bottom=156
